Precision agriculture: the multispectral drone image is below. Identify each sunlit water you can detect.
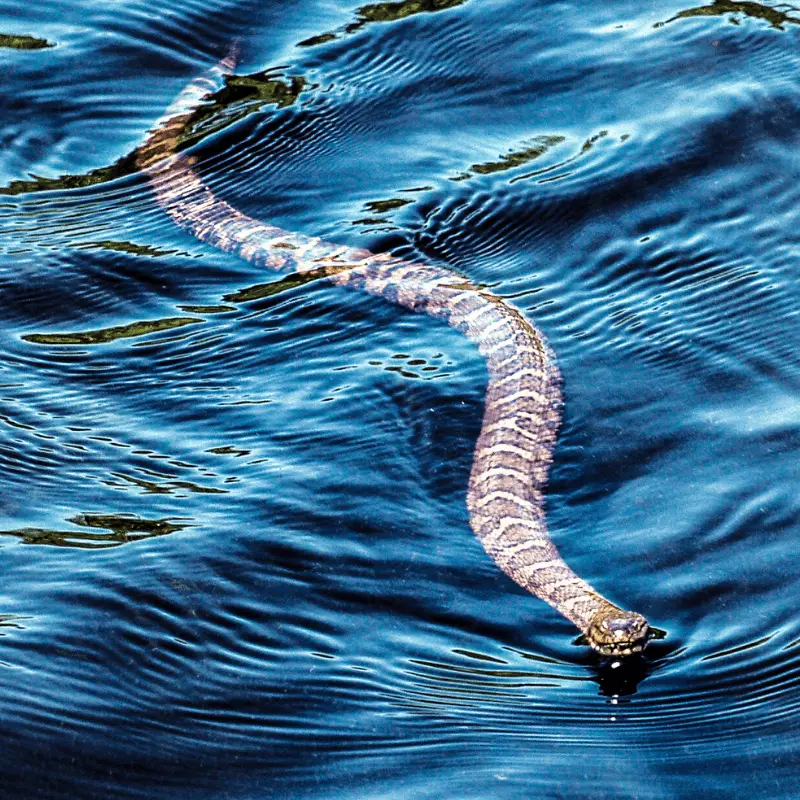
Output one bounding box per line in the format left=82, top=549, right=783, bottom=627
left=1, top=0, right=800, bottom=797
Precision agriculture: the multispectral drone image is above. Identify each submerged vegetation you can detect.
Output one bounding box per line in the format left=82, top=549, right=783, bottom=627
left=108, top=473, right=228, bottom=495
left=450, top=130, right=615, bottom=186
left=299, top=0, right=468, bottom=46
left=0, top=32, right=53, bottom=49
left=22, top=316, right=203, bottom=345
left=1, top=514, right=187, bottom=549
left=452, top=135, right=566, bottom=181
left=177, top=70, right=307, bottom=150
left=77, top=239, right=181, bottom=258
left=0, top=152, right=138, bottom=197
left=655, top=1, right=800, bottom=29
left=223, top=269, right=330, bottom=303
left=178, top=304, right=237, bottom=314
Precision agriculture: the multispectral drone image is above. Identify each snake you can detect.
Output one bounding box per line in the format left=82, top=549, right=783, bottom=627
left=136, top=46, right=651, bottom=657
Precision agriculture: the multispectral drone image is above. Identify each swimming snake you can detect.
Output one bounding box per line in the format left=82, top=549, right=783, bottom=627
left=136, top=47, right=650, bottom=657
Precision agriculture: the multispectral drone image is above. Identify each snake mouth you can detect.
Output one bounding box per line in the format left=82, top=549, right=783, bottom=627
left=586, top=605, right=651, bottom=658
left=592, top=640, right=648, bottom=657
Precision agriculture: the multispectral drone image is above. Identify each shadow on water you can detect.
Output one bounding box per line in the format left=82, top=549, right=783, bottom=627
left=563, top=624, right=674, bottom=697
left=584, top=634, right=679, bottom=698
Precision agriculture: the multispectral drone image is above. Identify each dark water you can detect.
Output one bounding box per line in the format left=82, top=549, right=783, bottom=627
left=1, top=0, right=799, bottom=796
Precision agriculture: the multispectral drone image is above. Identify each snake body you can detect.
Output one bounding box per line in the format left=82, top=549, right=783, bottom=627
left=137, top=49, right=650, bottom=656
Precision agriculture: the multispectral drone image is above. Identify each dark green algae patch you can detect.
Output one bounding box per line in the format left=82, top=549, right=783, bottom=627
left=451, top=135, right=567, bottom=181
left=178, top=304, right=237, bottom=314
left=77, top=240, right=182, bottom=258
left=110, top=472, right=228, bottom=496
left=364, top=198, right=413, bottom=213
left=0, top=151, right=138, bottom=197
left=655, top=0, right=800, bottom=29
left=0, top=514, right=188, bottom=549
left=0, top=33, right=53, bottom=50
left=224, top=268, right=331, bottom=303
left=22, top=316, right=203, bottom=346
left=176, top=70, right=308, bottom=151
left=299, top=0, right=468, bottom=46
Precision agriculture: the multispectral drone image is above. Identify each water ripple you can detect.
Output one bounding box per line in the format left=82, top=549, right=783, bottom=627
left=1, top=0, right=800, bottom=797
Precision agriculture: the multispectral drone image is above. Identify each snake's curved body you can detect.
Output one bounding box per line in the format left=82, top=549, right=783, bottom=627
left=137, top=50, right=650, bottom=656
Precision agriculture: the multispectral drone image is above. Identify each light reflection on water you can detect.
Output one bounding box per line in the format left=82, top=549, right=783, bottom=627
left=1, top=0, right=800, bottom=797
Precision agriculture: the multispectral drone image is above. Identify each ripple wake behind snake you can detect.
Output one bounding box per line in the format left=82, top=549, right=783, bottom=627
left=135, top=45, right=651, bottom=657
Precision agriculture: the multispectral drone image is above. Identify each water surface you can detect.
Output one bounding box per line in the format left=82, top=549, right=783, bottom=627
left=1, top=0, right=799, bottom=797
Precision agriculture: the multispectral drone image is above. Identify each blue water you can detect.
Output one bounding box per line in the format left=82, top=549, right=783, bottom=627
left=1, top=0, right=800, bottom=796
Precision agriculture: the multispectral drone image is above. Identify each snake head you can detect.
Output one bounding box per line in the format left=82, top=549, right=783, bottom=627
left=586, top=604, right=650, bottom=657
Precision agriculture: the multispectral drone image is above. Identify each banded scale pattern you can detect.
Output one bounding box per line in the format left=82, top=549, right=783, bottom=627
left=136, top=49, right=650, bottom=656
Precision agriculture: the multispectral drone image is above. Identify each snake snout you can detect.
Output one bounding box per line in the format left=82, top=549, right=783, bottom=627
left=587, top=605, right=650, bottom=657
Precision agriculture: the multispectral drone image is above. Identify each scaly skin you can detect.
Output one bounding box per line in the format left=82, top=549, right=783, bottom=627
left=136, top=47, right=650, bottom=657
